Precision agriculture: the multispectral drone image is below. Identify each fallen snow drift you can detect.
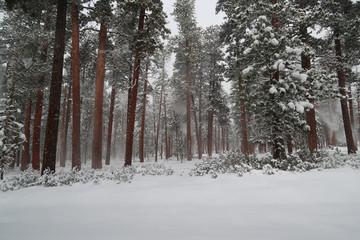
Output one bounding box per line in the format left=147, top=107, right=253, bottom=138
left=1, top=165, right=359, bottom=240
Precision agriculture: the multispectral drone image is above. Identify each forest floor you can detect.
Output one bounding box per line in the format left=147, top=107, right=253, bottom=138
left=1, top=151, right=360, bottom=240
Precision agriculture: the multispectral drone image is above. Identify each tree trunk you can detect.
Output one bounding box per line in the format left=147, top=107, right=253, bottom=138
left=139, top=63, right=149, bottom=163
left=155, top=81, right=164, bottom=162
left=105, top=87, right=116, bottom=165
left=92, top=22, right=107, bottom=169
left=124, top=8, right=146, bottom=166
left=186, top=39, right=192, bottom=161
left=164, top=94, right=169, bottom=159
left=71, top=3, right=81, bottom=170
left=21, top=98, right=32, bottom=171
left=32, top=8, right=50, bottom=170
left=199, top=76, right=203, bottom=158
left=348, top=86, right=355, bottom=126
left=207, top=78, right=215, bottom=157
left=239, top=76, right=249, bottom=154
left=59, top=86, right=68, bottom=167
left=191, top=95, right=200, bottom=159
left=335, top=30, right=356, bottom=154
left=62, top=86, right=72, bottom=166
left=41, top=0, right=67, bottom=175
left=300, top=25, right=317, bottom=153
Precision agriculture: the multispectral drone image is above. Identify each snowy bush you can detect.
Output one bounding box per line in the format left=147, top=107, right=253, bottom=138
left=189, top=150, right=360, bottom=178
left=136, top=163, right=174, bottom=176
left=189, top=152, right=256, bottom=177
left=0, top=163, right=175, bottom=192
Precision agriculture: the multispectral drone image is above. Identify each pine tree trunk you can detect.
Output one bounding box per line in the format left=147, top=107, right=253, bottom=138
left=112, top=113, right=118, bottom=159
left=207, top=78, right=214, bottom=157
left=71, top=3, right=81, bottom=170
left=186, top=39, right=192, bottom=161
left=105, top=87, right=116, bottom=165
left=92, top=22, right=107, bottom=169
left=239, top=76, right=249, bottom=154
left=62, top=86, right=72, bottom=166
left=41, top=0, right=67, bottom=175
left=191, top=95, right=200, bottom=159
left=139, top=63, right=149, bottom=163
left=164, top=94, right=169, bottom=159
left=155, top=81, right=164, bottom=162
left=32, top=8, right=50, bottom=170
left=21, top=98, right=32, bottom=171
left=335, top=30, right=356, bottom=154
left=124, top=8, right=146, bottom=166
left=59, top=86, right=68, bottom=167
left=199, top=77, right=203, bottom=158
left=300, top=25, right=317, bottom=153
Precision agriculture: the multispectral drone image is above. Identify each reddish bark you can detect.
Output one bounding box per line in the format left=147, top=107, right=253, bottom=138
left=239, top=76, right=249, bottom=154
left=139, top=63, right=149, bottom=163
left=186, top=39, right=192, bottom=161
left=124, top=8, right=146, bottom=166
left=32, top=8, right=50, bottom=170
left=207, top=78, right=215, bottom=157
left=41, top=0, right=67, bottom=175
left=335, top=30, right=356, bottom=154
left=105, top=87, right=116, bottom=165
left=300, top=25, right=317, bottom=153
left=21, top=98, right=32, bottom=171
left=92, top=22, right=107, bottom=169
left=287, top=135, right=293, bottom=154
left=71, top=3, right=81, bottom=170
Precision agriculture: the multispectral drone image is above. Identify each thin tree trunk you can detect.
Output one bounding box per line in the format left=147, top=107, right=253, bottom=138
left=186, top=39, right=192, bottom=161
left=124, top=8, right=146, bottom=166
left=335, top=30, right=356, bottom=154
left=62, top=86, right=72, bottom=166
left=208, top=79, right=214, bottom=157
left=41, top=0, right=67, bottom=175
left=21, top=98, right=32, bottom=171
left=164, top=94, right=169, bottom=159
left=199, top=77, right=203, bottom=158
left=155, top=81, right=164, bottom=162
left=112, top=113, right=118, bottom=159
left=32, top=8, right=50, bottom=170
left=92, top=22, right=107, bottom=169
left=105, top=87, right=116, bottom=165
left=139, top=63, right=149, bottom=163
left=191, top=95, right=200, bottom=159
left=59, top=86, right=68, bottom=167
left=239, top=76, right=249, bottom=154
left=71, top=2, right=81, bottom=170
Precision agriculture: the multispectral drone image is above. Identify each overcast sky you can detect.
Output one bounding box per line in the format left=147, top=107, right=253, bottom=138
left=162, top=0, right=225, bottom=35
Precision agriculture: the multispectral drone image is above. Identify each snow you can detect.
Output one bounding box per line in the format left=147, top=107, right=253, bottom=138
left=270, top=38, right=279, bottom=46
left=242, top=66, right=253, bottom=75
left=269, top=85, right=278, bottom=94
left=292, top=71, right=308, bottom=83
left=1, top=161, right=359, bottom=240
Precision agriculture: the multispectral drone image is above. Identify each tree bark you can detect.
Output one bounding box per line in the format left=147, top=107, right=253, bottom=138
left=124, top=8, right=146, bottom=166
left=164, top=94, right=169, bottom=159
left=92, top=22, right=107, bottom=169
left=59, top=86, right=68, bottom=167
left=32, top=8, right=50, bottom=170
left=41, top=0, right=67, bottom=175
left=71, top=3, right=81, bottom=170
left=191, top=95, right=200, bottom=158
left=186, top=39, right=192, bottom=161
left=300, top=24, right=317, bottom=154
left=239, top=76, right=249, bottom=154
left=155, top=80, right=164, bottom=162
left=335, top=30, right=356, bottom=154
left=105, top=87, right=116, bottom=165
left=21, top=98, right=32, bottom=171
left=139, top=63, right=149, bottom=163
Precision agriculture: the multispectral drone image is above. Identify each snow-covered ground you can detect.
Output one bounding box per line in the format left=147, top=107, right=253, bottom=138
left=1, top=160, right=360, bottom=240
